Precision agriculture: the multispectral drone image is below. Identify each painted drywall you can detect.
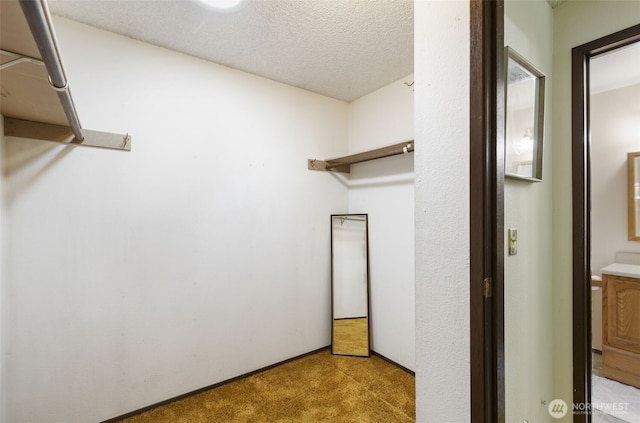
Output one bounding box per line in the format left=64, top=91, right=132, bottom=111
left=2, top=17, right=350, bottom=422
left=504, top=1, right=555, bottom=422
left=590, top=83, right=640, bottom=275
left=347, top=75, right=414, bottom=153
left=0, top=115, right=5, bottom=423
left=347, top=76, right=415, bottom=370
left=414, top=1, right=470, bottom=421
left=552, top=2, right=640, bottom=421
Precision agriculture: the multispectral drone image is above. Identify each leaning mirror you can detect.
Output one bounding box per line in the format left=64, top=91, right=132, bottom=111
left=331, top=214, right=370, bottom=357
left=504, top=46, right=545, bottom=182
left=629, top=151, right=640, bottom=241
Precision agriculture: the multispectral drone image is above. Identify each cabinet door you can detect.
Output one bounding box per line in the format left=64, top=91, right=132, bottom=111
left=605, top=274, right=640, bottom=354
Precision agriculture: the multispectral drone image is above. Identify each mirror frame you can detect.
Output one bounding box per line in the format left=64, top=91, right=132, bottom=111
left=629, top=151, right=640, bottom=241
left=330, top=214, right=371, bottom=357
left=504, top=46, right=546, bottom=182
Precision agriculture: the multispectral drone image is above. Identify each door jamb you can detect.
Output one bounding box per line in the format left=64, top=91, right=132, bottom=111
left=470, top=1, right=505, bottom=422
left=572, top=23, right=640, bottom=423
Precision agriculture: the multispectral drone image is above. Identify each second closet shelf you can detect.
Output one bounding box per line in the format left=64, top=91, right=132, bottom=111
left=308, top=140, right=414, bottom=174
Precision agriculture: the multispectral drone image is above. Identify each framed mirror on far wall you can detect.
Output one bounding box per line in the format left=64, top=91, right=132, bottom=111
left=629, top=151, right=640, bottom=241
left=504, top=46, right=546, bottom=182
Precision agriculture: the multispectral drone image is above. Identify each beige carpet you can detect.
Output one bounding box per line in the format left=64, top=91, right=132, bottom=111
left=118, top=349, right=415, bottom=422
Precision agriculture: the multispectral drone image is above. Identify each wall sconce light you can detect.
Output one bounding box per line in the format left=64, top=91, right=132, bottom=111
left=514, top=128, right=534, bottom=155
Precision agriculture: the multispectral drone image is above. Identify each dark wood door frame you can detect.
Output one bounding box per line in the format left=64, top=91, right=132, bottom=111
left=470, top=0, right=505, bottom=422
left=572, top=23, right=640, bottom=423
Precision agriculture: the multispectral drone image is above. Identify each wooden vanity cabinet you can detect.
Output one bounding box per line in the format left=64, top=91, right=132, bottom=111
left=602, top=272, right=640, bottom=388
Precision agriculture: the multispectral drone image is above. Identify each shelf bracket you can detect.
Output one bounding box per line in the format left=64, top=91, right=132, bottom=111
left=308, top=159, right=351, bottom=173
left=0, top=48, right=45, bottom=70
left=4, top=117, right=131, bottom=151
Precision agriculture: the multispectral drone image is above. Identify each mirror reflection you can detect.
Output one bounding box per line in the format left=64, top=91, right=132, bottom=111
left=629, top=152, right=640, bottom=241
left=331, top=214, right=370, bottom=357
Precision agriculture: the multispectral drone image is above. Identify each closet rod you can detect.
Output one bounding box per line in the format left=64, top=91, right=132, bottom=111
left=326, top=141, right=414, bottom=168
left=19, top=0, right=84, bottom=141
left=333, top=216, right=367, bottom=223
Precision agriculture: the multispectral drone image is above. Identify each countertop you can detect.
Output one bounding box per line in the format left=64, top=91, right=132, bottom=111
left=601, top=263, right=640, bottom=278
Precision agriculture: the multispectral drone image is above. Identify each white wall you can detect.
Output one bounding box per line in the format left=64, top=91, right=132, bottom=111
left=3, top=17, right=349, bottom=422
left=504, top=1, right=555, bottom=422
left=348, top=75, right=414, bottom=154
left=591, top=83, right=640, bottom=275
left=347, top=76, right=415, bottom=370
left=552, top=2, right=640, bottom=420
left=414, top=1, right=470, bottom=421
left=0, top=115, right=5, bottom=423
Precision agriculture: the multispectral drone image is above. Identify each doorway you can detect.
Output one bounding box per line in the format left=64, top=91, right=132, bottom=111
left=572, top=23, right=640, bottom=423
left=590, top=40, right=640, bottom=423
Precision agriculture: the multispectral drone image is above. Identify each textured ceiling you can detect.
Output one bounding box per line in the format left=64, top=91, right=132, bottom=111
left=48, top=0, right=414, bottom=102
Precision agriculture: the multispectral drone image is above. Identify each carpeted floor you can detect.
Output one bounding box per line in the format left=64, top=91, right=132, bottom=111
left=117, top=349, right=415, bottom=423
